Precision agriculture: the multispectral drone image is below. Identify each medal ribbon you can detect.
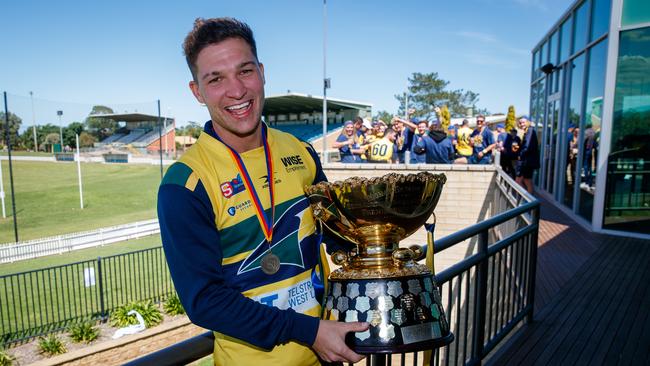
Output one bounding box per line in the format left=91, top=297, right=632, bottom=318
left=215, top=124, right=275, bottom=244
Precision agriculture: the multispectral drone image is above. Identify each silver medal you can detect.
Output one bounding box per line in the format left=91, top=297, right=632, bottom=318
left=261, top=253, right=280, bottom=275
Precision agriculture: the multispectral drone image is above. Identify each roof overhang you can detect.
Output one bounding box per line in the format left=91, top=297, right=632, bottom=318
left=263, top=93, right=372, bottom=115
left=87, top=113, right=173, bottom=122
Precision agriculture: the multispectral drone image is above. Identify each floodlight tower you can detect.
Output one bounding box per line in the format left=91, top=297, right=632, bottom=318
left=57, top=110, right=63, bottom=151
left=30, top=92, right=38, bottom=151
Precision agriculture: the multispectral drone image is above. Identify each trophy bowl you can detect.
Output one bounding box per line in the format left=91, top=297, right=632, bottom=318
left=305, top=172, right=453, bottom=354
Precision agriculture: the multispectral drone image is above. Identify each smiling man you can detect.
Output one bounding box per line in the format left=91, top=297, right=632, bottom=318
left=157, top=17, right=367, bottom=365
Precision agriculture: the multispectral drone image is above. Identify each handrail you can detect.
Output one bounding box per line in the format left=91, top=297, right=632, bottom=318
left=125, top=168, right=540, bottom=366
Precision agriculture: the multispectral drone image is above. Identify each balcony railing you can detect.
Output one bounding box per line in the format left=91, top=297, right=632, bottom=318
left=127, top=168, right=539, bottom=366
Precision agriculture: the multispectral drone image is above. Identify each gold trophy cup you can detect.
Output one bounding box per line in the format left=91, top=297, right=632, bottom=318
left=305, top=172, right=453, bottom=354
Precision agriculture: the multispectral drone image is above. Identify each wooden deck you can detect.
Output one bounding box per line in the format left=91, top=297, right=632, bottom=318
left=490, top=195, right=650, bottom=365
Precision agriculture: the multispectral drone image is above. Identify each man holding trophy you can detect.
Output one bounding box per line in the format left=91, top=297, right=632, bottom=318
left=158, top=17, right=368, bottom=365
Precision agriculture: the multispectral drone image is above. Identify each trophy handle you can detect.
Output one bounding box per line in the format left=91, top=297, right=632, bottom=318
left=424, top=213, right=437, bottom=274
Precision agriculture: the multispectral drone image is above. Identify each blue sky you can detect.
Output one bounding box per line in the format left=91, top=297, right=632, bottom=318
left=1, top=0, right=572, bottom=129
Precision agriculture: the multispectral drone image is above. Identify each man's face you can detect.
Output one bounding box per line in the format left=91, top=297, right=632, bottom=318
left=393, top=121, right=403, bottom=132
left=387, top=131, right=396, bottom=142
left=518, top=118, right=528, bottom=130
left=354, top=120, right=362, bottom=130
left=417, top=122, right=427, bottom=135
left=189, top=37, right=265, bottom=141
left=477, top=118, right=485, bottom=129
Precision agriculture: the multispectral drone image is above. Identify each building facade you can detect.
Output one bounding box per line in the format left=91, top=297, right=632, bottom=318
left=530, top=0, right=649, bottom=237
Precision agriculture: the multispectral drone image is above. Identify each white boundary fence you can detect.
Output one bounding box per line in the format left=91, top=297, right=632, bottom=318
left=0, top=219, right=160, bottom=263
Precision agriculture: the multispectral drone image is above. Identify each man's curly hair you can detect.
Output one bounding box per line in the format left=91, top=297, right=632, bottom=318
left=183, top=17, right=258, bottom=81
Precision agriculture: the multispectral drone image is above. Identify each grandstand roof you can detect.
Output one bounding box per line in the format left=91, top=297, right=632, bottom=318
left=263, top=93, right=372, bottom=115
left=87, top=112, right=172, bottom=122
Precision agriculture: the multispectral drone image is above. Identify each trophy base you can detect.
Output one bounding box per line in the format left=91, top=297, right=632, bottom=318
left=347, top=332, right=454, bottom=354
left=324, top=273, right=452, bottom=354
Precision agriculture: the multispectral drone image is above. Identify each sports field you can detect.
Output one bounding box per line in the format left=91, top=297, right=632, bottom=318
left=0, top=160, right=164, bottom=243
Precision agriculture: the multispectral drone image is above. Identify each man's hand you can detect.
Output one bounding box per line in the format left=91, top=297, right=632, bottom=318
left=312, top=320, right=369, bottom=363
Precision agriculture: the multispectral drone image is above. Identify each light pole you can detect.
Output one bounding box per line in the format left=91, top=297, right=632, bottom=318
left=57, top=110, right=63, bottom=152
left=322, top=0, right=329, bottom=164
left=30, top=91, right=38, bottom=151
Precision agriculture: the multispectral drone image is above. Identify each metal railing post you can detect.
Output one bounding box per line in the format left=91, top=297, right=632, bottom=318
left=97, top=257, right=106, bottom=320
left=526, top=206, right=540, bottom=323
left=472, top=229, right=489, bottom=365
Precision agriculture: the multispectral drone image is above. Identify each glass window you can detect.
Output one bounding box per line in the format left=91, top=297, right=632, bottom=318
left=533, top=49, right=540, bottom=80
left=622, top=0, right=650, bottom=26
left=573, top=1, right=590, bottom=54
left=564, top=54, right=585, bottom=207
left=541, top=40, right=549, bottom=67
left=604, top=27, right=650, bottom=234
left=550, top=30, right=560, bottom=65
left=560, top=16, right=573, bottom=62
left=591, top=0, right=611, bottom=41
left=577, top=39, right=608, bottom=221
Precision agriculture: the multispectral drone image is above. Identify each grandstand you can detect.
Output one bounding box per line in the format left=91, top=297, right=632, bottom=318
left=263, top=92, right=372, bottom=141
left=93, top=113, right=175, bottom=156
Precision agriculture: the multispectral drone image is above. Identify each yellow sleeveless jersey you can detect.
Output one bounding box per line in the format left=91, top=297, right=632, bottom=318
left=456, top=126, right=474, bottom=157
left=367, top=137, right=395, bottom=162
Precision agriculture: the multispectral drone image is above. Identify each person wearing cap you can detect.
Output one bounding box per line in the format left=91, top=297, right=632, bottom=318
left=515, top=116, right=539, bottom=193
left=447, top=125, right=458, bottom=155
left=333, top=120, right=364, bottom=163
left=469, top=115, right=496, bottom=164
left=455, top=119, right=473, bottom=163
left=495, top=123, right=507, bottom=148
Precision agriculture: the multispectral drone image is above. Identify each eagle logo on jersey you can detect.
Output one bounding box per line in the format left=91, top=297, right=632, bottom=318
left=237, top=198, right=316, bottom=275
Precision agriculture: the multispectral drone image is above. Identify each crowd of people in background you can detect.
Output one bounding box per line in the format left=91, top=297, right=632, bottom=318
left=334, top=110, right=539, bottom=193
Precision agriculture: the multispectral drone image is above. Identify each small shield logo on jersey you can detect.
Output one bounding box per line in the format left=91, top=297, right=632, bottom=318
left=227, top=207, right=236, bottom=216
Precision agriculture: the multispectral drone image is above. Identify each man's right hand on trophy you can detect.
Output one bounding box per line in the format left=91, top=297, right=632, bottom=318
left=312, top=320, right=369, bottom=363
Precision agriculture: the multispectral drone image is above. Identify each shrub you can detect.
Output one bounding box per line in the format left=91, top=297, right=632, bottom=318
left=163, top=294, right=186, bottom=316
left=68, top=321, right=100, bottom=343
left=0, top=348, right=15, bottom=366
left=38, top=334, right=66, bottom=356
left=110, top=300, right=163, bottom=328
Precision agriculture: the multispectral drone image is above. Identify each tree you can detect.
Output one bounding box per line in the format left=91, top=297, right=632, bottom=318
left=177, top=121, right=202, bottom=139
left=394, top=72, right=486, bottom=118
left=505, top=105, right=516, bottom=132
left=79, top=132, right=96, bottom=147
left=0, top=111, right=23, bottom=148
left=85, top=105, right=117, bottom=140
left=374, top=110, right=394, bottom=125
left=42, top=133, right=60, bottom=152
left=63, top=121, right=85, bottom=147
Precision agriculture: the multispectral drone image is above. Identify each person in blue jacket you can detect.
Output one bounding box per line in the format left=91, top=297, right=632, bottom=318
left=420, top=121, right=455, bottom=164
left=469, top=115, right=496, bottom=164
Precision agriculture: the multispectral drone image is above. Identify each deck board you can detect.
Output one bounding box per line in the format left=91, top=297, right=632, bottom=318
left=489, top=195, right=650, bottom=366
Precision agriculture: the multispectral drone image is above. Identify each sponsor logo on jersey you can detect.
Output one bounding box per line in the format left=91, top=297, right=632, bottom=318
left=227, top=200, right=252, bottom=217
left=260, top=174, right=282, bottom=188
left=252, top=278, right=319, bottom=313
left=280, top=155, right=307, bottom=172
left=220, top=174, right=246, bottom=198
